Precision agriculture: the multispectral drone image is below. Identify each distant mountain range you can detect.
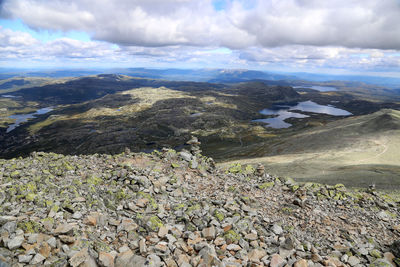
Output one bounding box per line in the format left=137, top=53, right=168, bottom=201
left=1, top=68, right=399, bottom=88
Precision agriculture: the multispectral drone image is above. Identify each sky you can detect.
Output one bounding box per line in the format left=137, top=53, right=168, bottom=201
left=1, top=0, right=400, bottom=77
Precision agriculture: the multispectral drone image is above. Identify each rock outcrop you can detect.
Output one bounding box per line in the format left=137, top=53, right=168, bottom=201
left=0, top=147, right=399, bottom=266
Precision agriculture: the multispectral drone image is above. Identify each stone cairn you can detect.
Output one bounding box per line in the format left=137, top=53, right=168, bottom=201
left=186, top=136, right=201, bottom=156
left=186, top=136, right=216, bottom=169
left=256, top=163, right=265, bottom=177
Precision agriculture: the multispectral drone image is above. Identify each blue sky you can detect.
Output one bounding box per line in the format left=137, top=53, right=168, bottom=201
left=0, top=18, right=91, bottom=42
left=1, top=0, right=400, bottom=77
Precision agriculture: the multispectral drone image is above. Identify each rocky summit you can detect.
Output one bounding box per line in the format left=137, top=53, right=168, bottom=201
left=0, top=144, right=399, bottom=266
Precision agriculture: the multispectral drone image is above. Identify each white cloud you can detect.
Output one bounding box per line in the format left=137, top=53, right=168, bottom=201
left=0, top=27, right=117, bottom=62
left=0, top=26, right=38, bottom=47
left=234, top=0, right=400, bottom=50
left=1, top=0, right=254, bottom=49
left=0, top=21, right=399, bottom=73
left=2, top=0, right=400, bottom=50
left=239, top=45, right=400, bottom=72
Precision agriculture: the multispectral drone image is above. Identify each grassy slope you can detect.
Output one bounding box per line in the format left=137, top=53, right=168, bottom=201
left=0, top=77, right=69, bottom=94
left=220, top=109, right=400, bottom=190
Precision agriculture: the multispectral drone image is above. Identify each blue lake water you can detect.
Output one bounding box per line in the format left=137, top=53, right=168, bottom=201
left=290, top=101, right=351, bottom=116
left=190, top=112, right=203, bottom=117
left=1, top=95, right=18, bottom=98
left=253, top=101, right=351, bottom=128
left=293, top=85, right=338, bottom=92
left=7, top=107, right=53, bottom=133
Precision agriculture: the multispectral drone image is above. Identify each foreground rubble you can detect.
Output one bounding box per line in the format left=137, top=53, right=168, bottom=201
left=0, top=146, right=399, bottom=266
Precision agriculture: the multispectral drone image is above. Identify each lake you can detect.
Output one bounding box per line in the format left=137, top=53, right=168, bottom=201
left=7, top=107, right=53, bottom=133
left=253, top=101, right=352, bottom=128
left=1, top=95, right=19, bottom=98
left=293, top=85, right=338, bottom=92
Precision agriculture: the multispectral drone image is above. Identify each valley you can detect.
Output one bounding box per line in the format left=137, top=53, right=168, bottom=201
left=1, top=71, right=400, bottom=189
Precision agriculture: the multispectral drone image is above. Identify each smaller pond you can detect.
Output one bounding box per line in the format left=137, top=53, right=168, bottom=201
left=1, top=95, right=19, bottom=98
left=190, top=112, right=203, bottom=117
left=7, top=107, right=53, bottom=133
left=293, top=85, right=338, bottom=92
left=253, top=100, right=351, bottom=128
left=253, top=110, right=309, bottom=128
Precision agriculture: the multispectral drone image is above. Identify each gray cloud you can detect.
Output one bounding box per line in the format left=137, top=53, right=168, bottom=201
left=3, top=0, right=400, bottom=50
left=1, top=24, right=399, bottom=73
left=239, top=45, right=400, bottom=72
left=1, top=0, right=254, bottom=49
left=234, top=0, right=400, bottom=50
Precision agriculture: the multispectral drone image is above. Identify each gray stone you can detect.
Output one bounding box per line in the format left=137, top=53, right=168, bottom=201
left=146, top=254, right=163, bottom=267
left=248, top=249, right=267, bottom=262
left=158, top=225, right=169, bottom=238
left=202, top=226, right=215, bottom=240
left=115, top=250, right=134, bottom=267
left=72, top=211, right=83, bottom=219
left=1, top=222, right=16, bottom=233
left=165, top=234, right=177, bottom=244
left=128, top=255, right=146, bottom=267
left=54, top=223, right=74, bottom=235
left=0, top=216, right=17, bottom=226
left=139, top=239, right=147, bottom=254
left=27, top=233, right=38, bottom=244
left=30, top=253, right=46, bottom=265
left=377, top=211, right=390, bottom=221
left=69, top=248, right=90, bottom=267
left=245, top=232, right=258, bottom=241
left=358, top=247, right=368, bottom=256
left=155, top=242, right=168, bottom=253
left=179, top=152, right=192, bottom=162
left=47, top=237, right=57, bottom=248
left=226, top=244, right=242, bottom=251
left=199, top=245, right=218, bottom=266
left=7, top=235, right=24, bottom=250
left=18, top=254, right=33, bottom=263
left=279, top=247, right=294, bottom=259
left=137, top=176, right=151, bottom=188
left=271, top=224, right=283, bottom=235
left=99, top=252, right=115, bottom=267
left=189, top=159, right=198, bottom=169
left=62, top=244, right=70, bottom=253
left=239, top=238, right=249, bottom=251
left=281, top=236, right=294, bottom=250
left=270, top=253, right=285, bottom=267
left=348, top=256, right=360, bottom=266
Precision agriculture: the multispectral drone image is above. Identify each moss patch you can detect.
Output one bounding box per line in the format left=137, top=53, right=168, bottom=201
left=259, top=182, right=274, bottom=189
left=148, top=216, right=163, bottom=231
left=224, top=230, right=241, bottom=243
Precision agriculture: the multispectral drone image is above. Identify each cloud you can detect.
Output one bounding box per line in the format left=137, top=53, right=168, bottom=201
left=239, top=45, right=400, bottom=71
left=0, top=27, right=116, bottom=62
left=234, top=0, right=400, bottom=50
left=2, top=0, right=400, bottom=50
left=0, top=24, right=399, bottom=74
left=1, top=0, right=254, bottom=49
left=0, top=27, right=244, bottom=68
left=0, top=26, right=38, bottom=47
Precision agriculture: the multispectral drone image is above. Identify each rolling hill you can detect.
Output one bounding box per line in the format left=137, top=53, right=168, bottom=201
left=221, top=109, right=400, bottom=189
